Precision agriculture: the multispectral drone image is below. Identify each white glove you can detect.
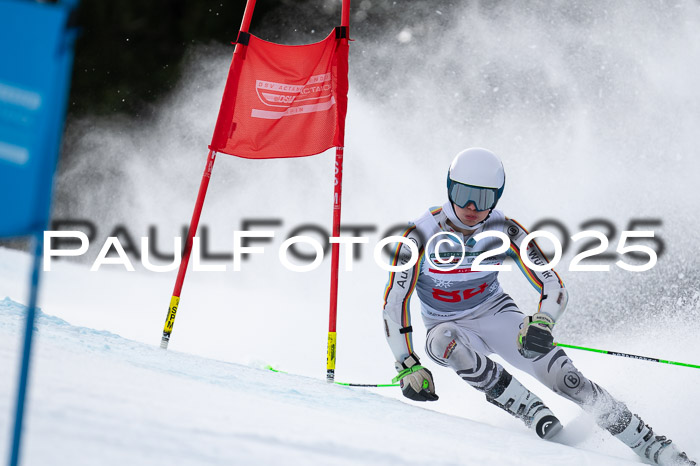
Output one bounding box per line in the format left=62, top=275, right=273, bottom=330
left=392, top=353, right=438, bottom=401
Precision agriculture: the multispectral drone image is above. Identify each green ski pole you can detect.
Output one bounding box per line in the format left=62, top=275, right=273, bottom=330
left=554, top=343, right=700, bottom=369
left=334, top=382, right=400, bottom=387
left=264, top=365, right=399, bottom=387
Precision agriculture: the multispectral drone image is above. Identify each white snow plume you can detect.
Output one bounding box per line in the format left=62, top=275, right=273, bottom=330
left=54, top=0, right=700, bottom=266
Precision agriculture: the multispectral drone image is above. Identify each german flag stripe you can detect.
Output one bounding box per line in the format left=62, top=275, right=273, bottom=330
left=382, top=224, right=424, bottom=355
left=508, top=241, right=543, bottom=292
left=382, top=225, right=416, bottom=305
left=402, top=249, right=424, bottom=353
left=509, top=218, right=565, bottom=289
left=527, top=238, right=564, bottom=288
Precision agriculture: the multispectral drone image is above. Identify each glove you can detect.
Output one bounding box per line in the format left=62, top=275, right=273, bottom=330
left=392, top=353, right=438, bottom=402
left=518, top=312, right=555, bottom=359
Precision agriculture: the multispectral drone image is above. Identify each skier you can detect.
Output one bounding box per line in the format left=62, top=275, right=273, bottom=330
left=382, top=148, right=695, bottom=465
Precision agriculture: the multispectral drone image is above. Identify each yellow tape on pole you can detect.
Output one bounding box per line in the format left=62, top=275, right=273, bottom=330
left=326, top=331, right=336, bottom=382
left=161, top=296, right=180, bottom=348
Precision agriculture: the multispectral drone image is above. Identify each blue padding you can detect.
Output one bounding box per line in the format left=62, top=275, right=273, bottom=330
left=0, top=0, right=79, bottom=237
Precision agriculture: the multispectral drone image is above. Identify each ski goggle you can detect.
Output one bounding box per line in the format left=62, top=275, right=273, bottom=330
left=447, top=178, right=499, bottom=211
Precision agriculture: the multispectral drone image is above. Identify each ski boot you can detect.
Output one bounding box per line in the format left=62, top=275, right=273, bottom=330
left=486, top=372, right=562, bottom=440
left=613, top=412, right=696, bottom=465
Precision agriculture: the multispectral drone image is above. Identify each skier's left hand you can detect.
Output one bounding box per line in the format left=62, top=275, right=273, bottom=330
left=518, top=312, right=555, bottom=358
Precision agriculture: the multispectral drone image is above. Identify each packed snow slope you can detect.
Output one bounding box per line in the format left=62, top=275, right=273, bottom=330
left=1, top=248, right=698, bottom=464
left=0, top=296, right=639, bottom=465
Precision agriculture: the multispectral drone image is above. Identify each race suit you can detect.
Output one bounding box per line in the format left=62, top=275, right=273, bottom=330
left=382, top=203, right=630, bottom=433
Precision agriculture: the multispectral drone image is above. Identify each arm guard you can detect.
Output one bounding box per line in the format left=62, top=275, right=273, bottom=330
left=539, top=283, right=568, bottom=321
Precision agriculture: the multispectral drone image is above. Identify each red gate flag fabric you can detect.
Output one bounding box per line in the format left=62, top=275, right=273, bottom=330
left=209, top=29, right=349, bottom=159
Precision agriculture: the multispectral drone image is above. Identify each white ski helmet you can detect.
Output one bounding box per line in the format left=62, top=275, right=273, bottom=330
left=447, top=147, right=505, bottom=211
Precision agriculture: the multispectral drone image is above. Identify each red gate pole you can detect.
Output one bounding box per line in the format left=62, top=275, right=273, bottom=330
left=326, top=146, right=344, bottom=381
left=160, top=0, right=257, bottom=349
left=160, top=150, right=216, bottom=349
left=238, top=0, right=257, bottom=33
left=326, top=0, right=351, bottom=382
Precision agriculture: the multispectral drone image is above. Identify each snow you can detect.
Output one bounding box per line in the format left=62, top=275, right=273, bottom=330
left=1, top=244, right=698, bottom=464
left=1, top=292, right=639, bottom=465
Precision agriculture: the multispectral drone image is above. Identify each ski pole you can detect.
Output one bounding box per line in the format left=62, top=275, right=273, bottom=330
left=264, top=365, right=287, bottom=373
left=334, top=382, right=399, bottom=387
left=264, top=366, right=399, bottom=387
left=554, top=342, right=700, bottom=369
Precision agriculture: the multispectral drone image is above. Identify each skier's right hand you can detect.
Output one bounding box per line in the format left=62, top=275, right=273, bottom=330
left=392, top=353, right=439, bottom=402
left=518, top=312, right=555, bottom=358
